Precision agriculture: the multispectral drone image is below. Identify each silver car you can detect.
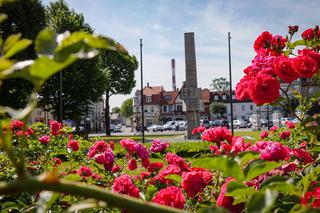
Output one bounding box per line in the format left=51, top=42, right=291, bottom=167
left=147, top=125, right=164, bottom=132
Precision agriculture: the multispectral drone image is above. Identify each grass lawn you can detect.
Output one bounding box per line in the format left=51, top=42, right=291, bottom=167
left=235, top=130, right=260, bottom=142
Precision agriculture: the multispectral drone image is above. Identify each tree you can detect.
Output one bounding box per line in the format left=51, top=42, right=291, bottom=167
left=99, top=45, right=138, bottom=135
left=210, top=77, right=230, bottom=91
left=111, top=107, right=120, bottom=114
left=210, top=102, right=227, bottom=118
left=38, top=0, right=107, bottom=126
left=120, top=98, right=133, bottom=118
left=0, top=0, right=46, bottom=109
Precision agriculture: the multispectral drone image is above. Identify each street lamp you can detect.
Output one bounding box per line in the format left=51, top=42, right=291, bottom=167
left=140, top=39, right=145, bottom=143
left=228, top=32, right=234, bottom=135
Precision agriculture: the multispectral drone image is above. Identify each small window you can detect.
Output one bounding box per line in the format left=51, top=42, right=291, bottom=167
left=223, top=95, right=226, bottom=100
left=250, top=105, right=253, bottom=110
left=146, top=96, right=152, bottom=103
left=214, top=95, right=219, bottom=101
left=242, top=105, right=245, bottom=111
left=151, top=107, right=154, bottom=113
left=163, top=106, right=167, bottom=112
left=37, top=111, right=42, bottom=116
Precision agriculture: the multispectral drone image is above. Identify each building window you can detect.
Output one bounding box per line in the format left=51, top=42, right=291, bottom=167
left=163, top=105, right=167, bottom=113
left=168, top=105, right=173, bottom=112
left=232, top=95, right=235, bottom=100
left=223, top=95, right=226, bottom=100
left=177, top=105, right=183, bottom=112
left=37, top=111, right=42, bottom=116
left=242, top=105, right=245, bottom=111
left=250, top=105, right=253, bottom=110
left=151, top=107, right=154, bottom=113
left=146, top=96, right=152, bottom=103
left=214, top=95, right=218, bottom=101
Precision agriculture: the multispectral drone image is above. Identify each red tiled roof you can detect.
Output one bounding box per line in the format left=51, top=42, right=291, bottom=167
left=143, top=86, right=163, bottom=96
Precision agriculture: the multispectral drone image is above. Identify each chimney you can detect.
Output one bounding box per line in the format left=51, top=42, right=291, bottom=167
left=171, top=58, right=176, bottom=91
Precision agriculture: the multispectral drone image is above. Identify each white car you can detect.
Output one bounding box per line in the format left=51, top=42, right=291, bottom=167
left=163, top=121, right=178, bottom=131
left=233, top=120, right=247, bottom=128
left=147, top=125, right=164, bottom=132
left=178, top=121, right=187, bottom=131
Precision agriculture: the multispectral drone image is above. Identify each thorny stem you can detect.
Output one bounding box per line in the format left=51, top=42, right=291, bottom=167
left=0, top=177, right=183, bottom=213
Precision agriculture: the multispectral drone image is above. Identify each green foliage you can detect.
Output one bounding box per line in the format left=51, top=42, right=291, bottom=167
left=120, top=98, right=133, bottom=118
left=38, top=0, right=111, bottom=122
left=111, top=107, right=120, bottom=114
left=210, top=102, right=226, bottom=118
left=244, top=159, right=281, bottom=181
left=210, top=77, right=230, bottom=92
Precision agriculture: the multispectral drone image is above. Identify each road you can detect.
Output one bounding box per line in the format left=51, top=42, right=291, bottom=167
left=88, top=126, right=254, bottom=138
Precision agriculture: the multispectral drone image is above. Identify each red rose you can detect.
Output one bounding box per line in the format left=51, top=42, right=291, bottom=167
left=148, top=162, right=164, bottom=172
left=217, top=177, right=244, bottom=213
left=260, top=130, right=269, bottom=139
left=49, top=120, right=62, bottom=136
left=302, top=28, right=315, bottom=40
left=260, top=141, right=291, bottom=161
left=112, top=175, right=140, bottom=198
left=166, top=153, right=190, bottom=172
left=292, top=148, right=313, bottom=164
left=298, top=48, right=320, bottom=66
left=9, top=120, right=24, bottom=131
left=285, top=121, right=296, bottom=129
left=111, top=166, right=120, bottom=173
left=38, top=135, right=51, bottom=145
left=120, top=138, right=137, bottom=153
left=279, top=130, right=291, bottom=140
left=67, top=140, right=80, bottom=152
left=231, top=136, right=250, bottom=154
left=191, top=126, right=206, bottom=135
left=273, top=56, right=299, bottom=83
left=77, top=166, right=92, bottom=177
left=152, top=186, right=185, bottom=209
left=182, top=171, right=212, bottom=198
left=254, top=31, right=273, bottom=52
left=271, top=35, right=287, bottom=50
left=235, top=75, right=253, bottom=101
left=201, top=127, right=232, bottom=143
left=248, top=74, right=280, bottom=105
left=270, top=125, right=278, bottom=132
left=52, top=157, right=62, bottom=166
left=128, top=159, right=137, bottom=170
left=292, top=55, right=319, bottom=78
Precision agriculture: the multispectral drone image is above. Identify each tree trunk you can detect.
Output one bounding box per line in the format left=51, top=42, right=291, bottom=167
left=105, top=91, right=111, bottom=136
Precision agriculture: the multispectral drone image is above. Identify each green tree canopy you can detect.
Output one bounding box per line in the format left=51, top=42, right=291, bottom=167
left=38, top=0, right=107, bottom=124
left=99, top=44, right=138, bottom=135
left=0, top=0, right=46, bottom=109
left=111, top=107, right=120, bottom=114
left=120, top=98, right=133, bottom=118
left=210, top=102, right=227, bottom=118
left=210, top=77, right=230, bottom=92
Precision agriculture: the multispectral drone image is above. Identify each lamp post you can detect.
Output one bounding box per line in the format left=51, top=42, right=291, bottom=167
left=228, top=32, right=234, bottom=135
left=59, top=71, right=63, bottom=122
left=140, top=39, right=145, bottom=143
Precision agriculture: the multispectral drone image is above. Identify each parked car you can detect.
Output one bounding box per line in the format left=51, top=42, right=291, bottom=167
left=200, top=119, right=211, bottom=129
left=178, top=121, right=187, bottom=131
left=281, top=117, right=293, bottom=126
left=260, top=119, right=273, bottom=128
left=163, top=121, right=178, bottom=131
left=210, top=120, right=222, bottom=127
left=114, top=125, right=122, bottom=133
left=233, top=120, right=247, bottom=128
left=147, top=125, right=164, bottom=132
left=220, top=120, right=230, bottom=129
left=110, top=124, right=115, bottom=132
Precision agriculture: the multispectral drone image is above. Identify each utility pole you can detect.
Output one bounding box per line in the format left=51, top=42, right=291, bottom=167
left=228, top=32, right=234, bottom=135
left=140, top=39, right=145, bottom=143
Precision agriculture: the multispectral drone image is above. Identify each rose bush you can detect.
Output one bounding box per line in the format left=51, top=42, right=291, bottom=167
left=1, top=15, right=320, bottom=213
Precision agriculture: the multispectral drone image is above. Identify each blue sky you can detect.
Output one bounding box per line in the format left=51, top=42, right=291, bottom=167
left=42, top=0, right=320, bottom=108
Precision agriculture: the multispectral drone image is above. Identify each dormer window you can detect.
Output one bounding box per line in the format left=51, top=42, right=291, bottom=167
left=146, top=96, right=152, bottom=103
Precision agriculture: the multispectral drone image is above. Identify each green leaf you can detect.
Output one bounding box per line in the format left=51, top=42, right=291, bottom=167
left=4, top=36, right=32, bottom=58
left=301, top=167, right=320, bottom=194
left=244, top=159, right=280, bottom=181
left=0, top=13, right=7, bottom=23
left=0, top=58, right=13, bottom=71
left=260, top=176, right=288, bottom=189
left=226, top=181, right=256, bottom=197
left=291, top=40, right=307, bottom=48
left=263, top=182, right=301, bottom=196
left=198, top=207, right=229, bottom=213
left=290, top=204, right=320, bottom=213
left=246, top=189, right=278, bottom=213
left=192, top=157, right=244, bottom=181
left=30, top=56, right=76, bottom=82
left=35, top=28, right=57, bottom=55
left=238, top=151, right=260, bottom=166
left=165, top=174, right=182, bottom=183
